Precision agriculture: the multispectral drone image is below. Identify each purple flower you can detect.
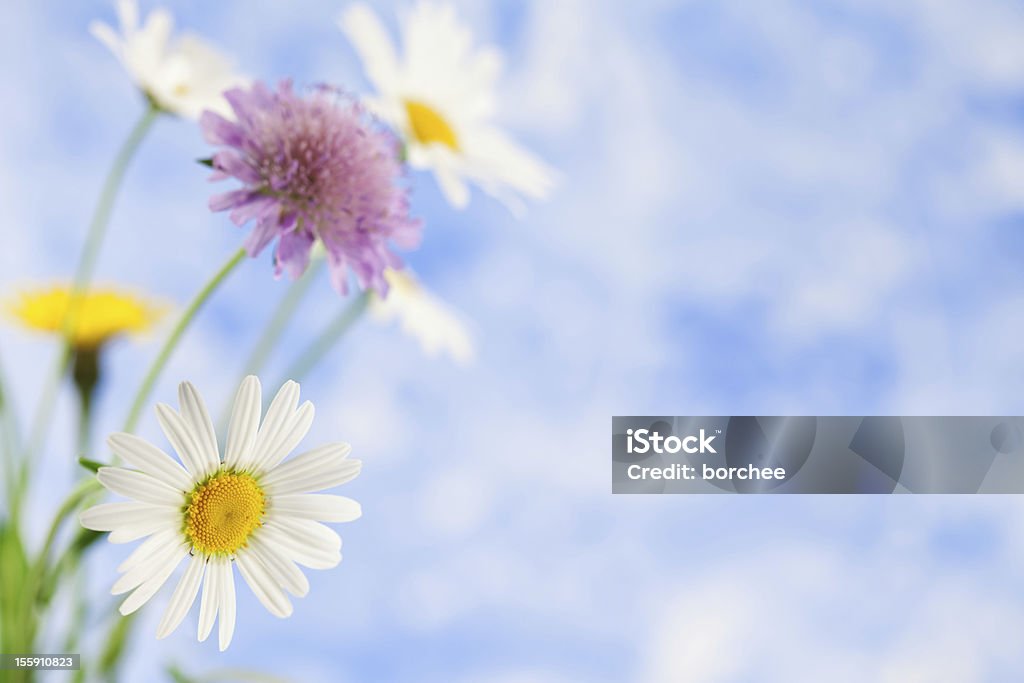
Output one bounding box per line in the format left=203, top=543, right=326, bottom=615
left=200, top=80, right=421, bottom=295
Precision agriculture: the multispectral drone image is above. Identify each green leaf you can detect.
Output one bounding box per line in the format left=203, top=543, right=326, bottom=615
left=77, top=456, right=105, bottom=473
left=99, top=612, right=135, bottom=678
left=166, top=664, right=199, bottom=683
left=197, top=157, right=215, bottom=168
left=0, top=522, right=35, bottom=657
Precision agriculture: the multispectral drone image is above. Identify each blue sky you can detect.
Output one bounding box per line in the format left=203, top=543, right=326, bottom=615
left=3, top=0, right=1024, bottom=681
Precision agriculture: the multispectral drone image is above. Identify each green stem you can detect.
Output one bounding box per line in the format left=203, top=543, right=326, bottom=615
left=72, top=349, right=101, bottom=456
left=22, top=104, right=159, bottom=465
left=69, top=105, right=161, bottom=318
left=0, top=350, right=19, bottom=517
left=217, top=260, right=324, bottom=431
left=279, top=291, right=370, bottom=385
left=124, top=248, right=247, bottom=433
left=77, top=395, right=93, bottom=459
left=33, top=479, right=96, bottom=580
left=244, top=259, right=325, bottom=377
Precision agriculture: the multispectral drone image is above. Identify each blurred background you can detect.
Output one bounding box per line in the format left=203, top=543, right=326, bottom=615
left=3, top=0, right=1024, bottom=680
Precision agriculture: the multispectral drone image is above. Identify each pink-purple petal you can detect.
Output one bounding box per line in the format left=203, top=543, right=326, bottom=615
left=199, top=111, right=244, bottom=147
left=209, top=189, right=259, bottom=212
left=199, top=80, right=421, bottom=298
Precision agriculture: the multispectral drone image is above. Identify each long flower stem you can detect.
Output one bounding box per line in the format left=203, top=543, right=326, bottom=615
left=124, top=248, right=247, bottom=433
left=244, top=261, right=324, bottom=377
left=0, top=350, right=19, bottom=515
left=23, top=105, right=159, bottom=463
left=217, top=260, right=324, bottom=433
left=34, top=478, right=96, bottom=577
left=279, top=291, right=370, bottom=385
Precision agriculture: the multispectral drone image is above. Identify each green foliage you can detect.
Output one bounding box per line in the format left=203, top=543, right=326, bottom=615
left=0, top=522, right=35, bottom=683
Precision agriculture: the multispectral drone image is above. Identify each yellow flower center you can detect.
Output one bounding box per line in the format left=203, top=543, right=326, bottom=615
left=405, top=100, right=460, bottom=151
left=184, top=472, right=266, bottom=556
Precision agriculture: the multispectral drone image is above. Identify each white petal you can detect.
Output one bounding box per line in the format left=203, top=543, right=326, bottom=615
left=252, top=401, right=314, bottom=474
left=236, top=549, right=292, bottom=618
left=339, top=3, right=402, bottom=93
left=157, top=553, right=205, bottom=639
left=107, top=433, right=192, bottom=491
left=250, top=381, right=299, bottom=468
left=267, top=518, right=341, bottom=553
left=464, top=126, right=557, bottom=208
left=89, top=21, right=124, bottom=62
left=134, top=7, right=173, bottom=79
left=249, top=537, right=309, bottom=597
left=117, top=528, right=180, bottom=573
left=225, top=376, right=261, bottom=469
left=198, top=557, right=219, bottom=642
left=271, top=494, right=361, bottom=523
left=97, top=467, right=186, bottom=506
left=261, top=443, right=360, bottom=495
left=108, top=520, right=177, bottom=544
left=115, top=0, right=139, bottom=33
left=178, top=382, right=220, bottom=477
left=260, top=524, right=341, bottom=570
left=119, top=544, right=186, bottom=615
left=156, top=403, right=206, bottom=479
left=371, top=270, right=475, bottom=364
left=218, top=559, right=236, bottom=651
left=80, top=502, right=176, bottom=531
left=113, top=539, right=186, bottom=595
left=434, top=162, right=471, bottom=209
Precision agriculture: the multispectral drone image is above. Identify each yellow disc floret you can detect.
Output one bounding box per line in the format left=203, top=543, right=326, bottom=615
left=184, top=472, right=266, bottom=556
left=405, top=100, right=460, bottom=151
left=6, top=285, right=164, bottom=349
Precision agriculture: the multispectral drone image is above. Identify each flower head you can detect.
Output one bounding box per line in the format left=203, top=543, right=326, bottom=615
left=90, top=0, right=245, bottom=118
left=201, top=80, right=421, bottom=295
left=7, top=285, right=164, bottom=350
left=340, top=2, right=556, bottom=213
left=80, top=377, right=362, bottom=650
left=371, top=269, right=474, bottom=364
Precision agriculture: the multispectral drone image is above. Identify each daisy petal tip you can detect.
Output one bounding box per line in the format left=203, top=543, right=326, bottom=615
left=323, top=552, right=342, bottom=570
left=78, top=509, right=103, bottom=531
left=87, top=20, right=111, bottom=41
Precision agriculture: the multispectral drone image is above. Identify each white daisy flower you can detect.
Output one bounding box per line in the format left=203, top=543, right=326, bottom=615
left=371, top=269, right=475, bottom=364
left=90, top=0, right=245, bottom=119
left=79, top=377, right=361, bottom=651
left=339, top=2, right=555, bottom=214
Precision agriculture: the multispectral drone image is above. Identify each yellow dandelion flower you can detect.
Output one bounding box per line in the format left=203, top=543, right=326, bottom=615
left=7, top=285, right=165, bottom=349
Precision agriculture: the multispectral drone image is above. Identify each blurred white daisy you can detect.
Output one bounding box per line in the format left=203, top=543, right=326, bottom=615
left=371, top=269, right=475, bottom=364
left=80, top=377, right=361, bottom=650
left=90, top=0, right=245, bottom=119
left=340, top=2, right=555, bottom=213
